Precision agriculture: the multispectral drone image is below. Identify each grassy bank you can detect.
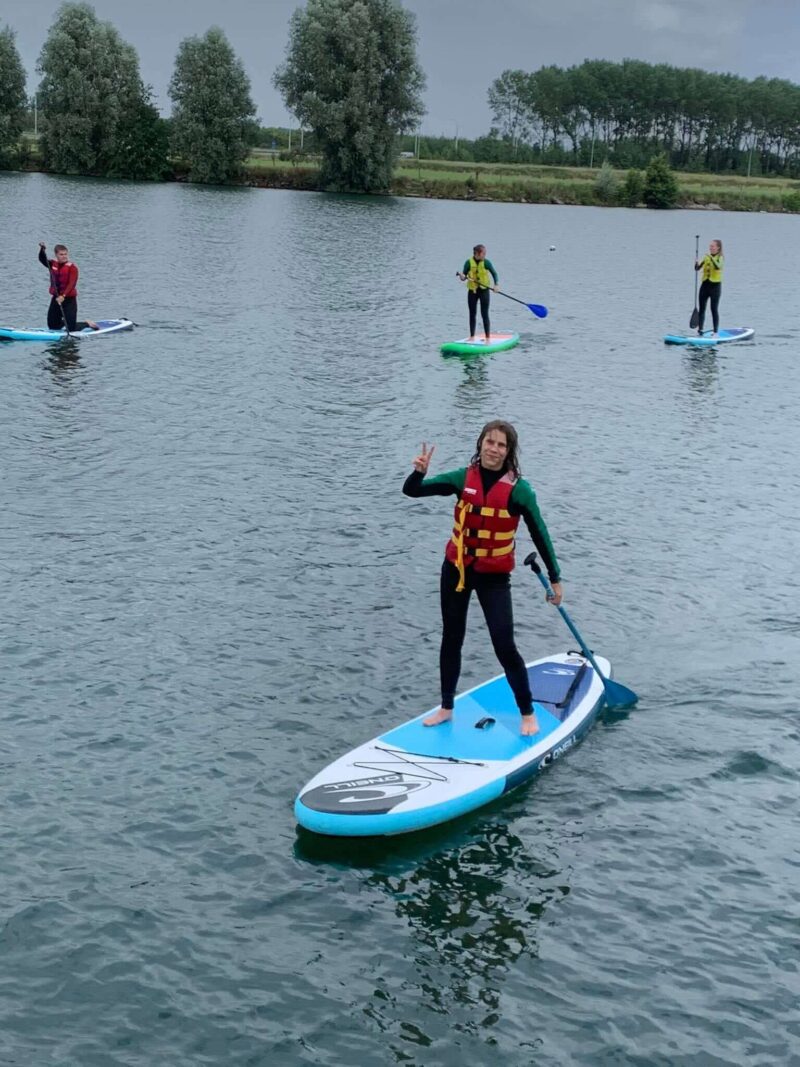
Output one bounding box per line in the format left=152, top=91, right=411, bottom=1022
left=242, top=153, right=800, bottom=213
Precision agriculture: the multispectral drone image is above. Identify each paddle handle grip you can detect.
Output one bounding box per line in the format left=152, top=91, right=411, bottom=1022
left=524, top=552, right=595, bottom=662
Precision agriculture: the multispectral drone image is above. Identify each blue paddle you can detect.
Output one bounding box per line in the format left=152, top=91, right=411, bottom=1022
left=496, top=290, right=548, bottom=319
left=523, top=552, right=638, bottom=708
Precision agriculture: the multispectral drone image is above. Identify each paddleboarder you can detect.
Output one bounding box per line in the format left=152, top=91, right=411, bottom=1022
left=38, top=242, right=97, bottom=332
left=403, top=420, right=563, bottom=737
left=695, top=238, right=723, bottom=336
left=457, top=244, right=498, bottom=343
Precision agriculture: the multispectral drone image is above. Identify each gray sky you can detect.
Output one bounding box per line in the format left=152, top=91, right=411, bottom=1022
left=5, top=0, right=799, bottom=137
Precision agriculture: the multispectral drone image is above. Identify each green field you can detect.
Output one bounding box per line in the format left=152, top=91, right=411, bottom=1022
left=241, top=153, right=800, bottom=212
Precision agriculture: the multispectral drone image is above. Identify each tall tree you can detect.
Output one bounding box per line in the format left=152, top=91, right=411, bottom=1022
left=274, top=0, right=426, bottom=193
left=0, top=25, right=28, bottom=163
left=169, top=27, right=256, bottom=184
left=37, top=2, right=165, bottom=178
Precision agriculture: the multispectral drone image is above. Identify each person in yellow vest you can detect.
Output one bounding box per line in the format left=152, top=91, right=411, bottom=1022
left=694, top=239, right=724, bottom=336
left=457, top=244, right=499, bottom=342
left=403, top=420, right=563, bottom=737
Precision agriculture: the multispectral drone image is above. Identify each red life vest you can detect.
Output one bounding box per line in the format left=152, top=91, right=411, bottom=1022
left=48, top=260, right=78, bottom=298
left=445, top=464, right=519, bottom=590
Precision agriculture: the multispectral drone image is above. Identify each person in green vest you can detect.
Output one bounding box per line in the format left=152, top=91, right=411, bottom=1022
left=695, top=239, right=724, bottom=336
left=457, top=244, right=499, bottom=342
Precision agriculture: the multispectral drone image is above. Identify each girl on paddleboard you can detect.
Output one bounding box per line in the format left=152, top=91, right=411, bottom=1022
left=403, top=420, right=562, bottom=737
left=695, top=239, right=723, bottom=336
left=457, top=244, right=499, bottom=343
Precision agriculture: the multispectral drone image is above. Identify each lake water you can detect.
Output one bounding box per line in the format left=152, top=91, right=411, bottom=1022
left=1, top=172, right=798, bottom=1066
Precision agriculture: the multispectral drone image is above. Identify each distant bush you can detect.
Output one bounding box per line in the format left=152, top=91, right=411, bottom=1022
left=643, top=154, right=679, bottom=208
left=593, top=160, right=619, bottom=203
left=783, top=191, right=800, bottom=212
left=621, top=168, right=645, bottom=206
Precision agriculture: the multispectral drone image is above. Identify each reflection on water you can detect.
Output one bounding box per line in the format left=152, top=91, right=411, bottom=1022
left=682, top=348, right=719, bottom=396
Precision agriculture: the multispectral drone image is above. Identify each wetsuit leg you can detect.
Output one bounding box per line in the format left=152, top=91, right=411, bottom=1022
left=698, top=280, right=711, bottom=333
left=61, top=297, right=78, bottom=332
left=47, top=298, right=64, bottom=330
left=440, top=560, right=472, bottom=709
left=478, top=288, right=491, bottom=336
left=709, top=283, right=721, bottom=333
left=474, top=572, right=533, bottom=714
left=467, top=290, right=479, bottom=337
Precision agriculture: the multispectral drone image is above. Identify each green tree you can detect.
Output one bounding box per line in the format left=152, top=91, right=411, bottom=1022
left=593, top=160, right=618, bottom=203
left=37, top=2, right=164, bottom=177
left=169, top=27, right=256, bottom=184
left=620, top=168, right=644, bottom=207
left=274, top=0, right=426, bottom=193
left=109, top=83, right=170, bottom=180
left=643, top=154, right=679, bottom=208
left=0, top=25, right=27, bottom=164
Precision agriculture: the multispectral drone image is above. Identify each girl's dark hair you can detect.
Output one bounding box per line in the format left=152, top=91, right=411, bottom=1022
left=54, top=243, right=68, bottom=254
left=473, top=243, right=485, bottom=254
left=713, top=238, right=723, bottom=254
left=470, top=420, right=521, bottom=477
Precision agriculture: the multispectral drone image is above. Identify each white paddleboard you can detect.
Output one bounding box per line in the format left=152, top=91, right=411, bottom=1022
left=295, top=651, right=608, bottom=837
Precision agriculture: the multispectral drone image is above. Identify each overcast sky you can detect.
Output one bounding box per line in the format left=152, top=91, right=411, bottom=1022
left=4, top=0, right=799, bottom=137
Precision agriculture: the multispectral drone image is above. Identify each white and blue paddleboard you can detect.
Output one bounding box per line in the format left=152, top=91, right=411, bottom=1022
left=0, top=319, right=134, bottom=342
left=295, top=651, right=608, bottom=837
left=663, top=327, right=754, bottom=347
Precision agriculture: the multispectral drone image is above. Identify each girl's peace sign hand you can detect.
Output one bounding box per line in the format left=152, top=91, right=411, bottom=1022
left=413, top=442, right=435, bottom=474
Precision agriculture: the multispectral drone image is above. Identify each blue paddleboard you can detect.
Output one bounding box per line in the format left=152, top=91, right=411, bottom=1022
left=0, top=319, right=134, bottom=342
left=295, top=651, right=608, bottom=837
left=663, top=327, right=754, bottom=347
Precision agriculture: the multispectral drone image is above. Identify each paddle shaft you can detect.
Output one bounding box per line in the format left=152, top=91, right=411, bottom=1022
left=690, top=234, right=700, bottom=329
left=456, top=275, right=546, bottom=317
left=523, top=552, right=638, bottom=708
left=496, top=290, right=548, bottom=317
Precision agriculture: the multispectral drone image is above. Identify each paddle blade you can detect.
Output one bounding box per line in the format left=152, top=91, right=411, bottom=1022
left=689, top=308, right=699, bottom=329
left=528, top=303, right=548, bottom=318
left=601, top=678, right=638, bottom=709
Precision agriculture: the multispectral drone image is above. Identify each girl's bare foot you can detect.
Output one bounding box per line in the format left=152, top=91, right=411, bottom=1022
left=521, top=713, right=539, bottom=736
left=423, top=707, right=453, bottom=727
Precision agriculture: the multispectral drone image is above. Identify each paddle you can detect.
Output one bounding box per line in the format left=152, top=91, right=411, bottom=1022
left=689, top=234, right=700, bottom=330
left=495, top=290, right=548, bottom=319
left=523, top=552, right=638, bottom=708
left=455, top=274, right=548, bottom=318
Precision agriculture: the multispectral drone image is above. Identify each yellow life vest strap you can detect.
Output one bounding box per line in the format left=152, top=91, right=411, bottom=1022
left=453, top=500, right=469, bottom=592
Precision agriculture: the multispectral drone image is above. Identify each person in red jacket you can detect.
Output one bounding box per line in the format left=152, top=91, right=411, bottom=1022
left=38, top=242, right=97, bottom=332
left=403, top=420, right=563, bottom=736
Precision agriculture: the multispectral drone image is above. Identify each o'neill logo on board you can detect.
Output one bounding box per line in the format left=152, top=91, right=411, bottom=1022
left=301, top=773, right=430, bottom=815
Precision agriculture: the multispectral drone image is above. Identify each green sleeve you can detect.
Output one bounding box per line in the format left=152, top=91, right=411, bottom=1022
left=462, top=260, right=471, bottom=274
left=511, top=478, right=560, bottom=582
left=485, top=259, right=499, bottom=285
left=421, top=467, right=467, bottom=492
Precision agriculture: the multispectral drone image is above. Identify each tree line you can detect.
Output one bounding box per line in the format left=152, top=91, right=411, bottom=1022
left=1, top=2, right=799, bottom=191
left=487, top=59, right=800, bottom=177
left=0, top=0, right=423, bottom=190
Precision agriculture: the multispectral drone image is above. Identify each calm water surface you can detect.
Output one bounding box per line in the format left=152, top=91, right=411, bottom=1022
left=0, top=173, right=798, bottom=1065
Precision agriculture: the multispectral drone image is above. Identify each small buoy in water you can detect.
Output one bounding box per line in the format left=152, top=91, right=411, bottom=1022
left=549, top=245, right=556, bottom=251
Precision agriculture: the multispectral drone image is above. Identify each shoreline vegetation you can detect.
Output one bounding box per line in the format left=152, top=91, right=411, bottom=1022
left=240, top=155, right=800, bottom=212
left=8, top=153, right=800, bottom=214
left=5, top=5, right=800, bottom=211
